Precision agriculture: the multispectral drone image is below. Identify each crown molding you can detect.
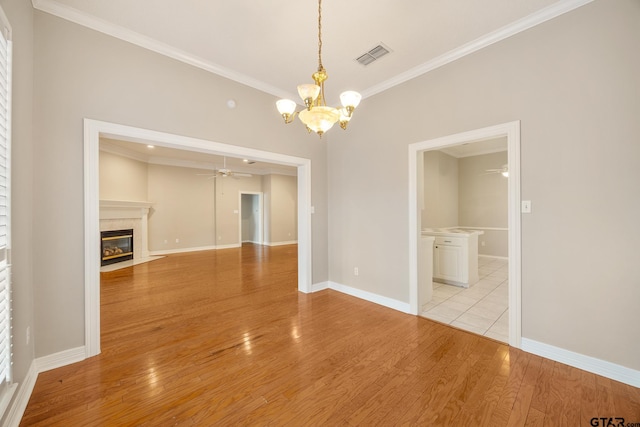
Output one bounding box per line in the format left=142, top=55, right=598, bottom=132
left=33, top=0, right=593, bottom=101
left=31, top=0, right=294, bottom=100
left=361, top=0, right=595, bottom=99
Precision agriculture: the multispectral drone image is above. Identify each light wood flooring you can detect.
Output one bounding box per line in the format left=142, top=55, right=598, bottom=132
left=20, top=244, right=640, bottom=425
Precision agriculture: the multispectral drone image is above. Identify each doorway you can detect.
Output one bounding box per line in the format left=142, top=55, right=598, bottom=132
left=408, top=121, right=521, bottom=348
left=240, top=192, right=263, bottom=245
left=84, top=119, right=312, bottom=357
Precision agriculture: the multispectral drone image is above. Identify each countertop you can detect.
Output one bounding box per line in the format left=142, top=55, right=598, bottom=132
left=421, top=228, right=484, bottom=237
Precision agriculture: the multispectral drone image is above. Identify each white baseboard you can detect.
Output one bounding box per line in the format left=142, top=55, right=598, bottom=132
left=311, top=281, right=329, bottom=292
left=35, top=346, right=86, bottom=373
left=4, top=361, right=38, bottom=427
left=265, top=240, right=298, bottom=247
left=4, top=347, right=87, bottom=426
left=214, top=244, right=242, bottom=250
left=150, top=242, right=296, bottom=254
left=149, top=244, right=241, bottom=256
left=323, top=281, right=410, bottom=314
left=521, top=338, right=640, bottom=388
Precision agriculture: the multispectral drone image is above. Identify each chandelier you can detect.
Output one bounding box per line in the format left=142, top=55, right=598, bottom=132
left=276, top=0, right=361, bottom=137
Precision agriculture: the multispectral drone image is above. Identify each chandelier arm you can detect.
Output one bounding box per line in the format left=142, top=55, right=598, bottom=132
left=280, top=110, right=298, bottom=124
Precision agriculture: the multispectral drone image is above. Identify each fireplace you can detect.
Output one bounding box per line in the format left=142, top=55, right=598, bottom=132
left=101, top=229, right=134, bottom=266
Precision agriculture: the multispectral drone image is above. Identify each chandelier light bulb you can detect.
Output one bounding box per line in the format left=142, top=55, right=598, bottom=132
left=340, top=91, right=362, bottom=110
left=276, top=99, right=297, bottom=116
left=297, top=84, right=321, bottom=109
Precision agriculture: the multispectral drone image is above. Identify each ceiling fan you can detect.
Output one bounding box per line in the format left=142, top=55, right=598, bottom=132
left=483, top=164, right=509, bottom=177
left=197, top=157, right=253, bottom=179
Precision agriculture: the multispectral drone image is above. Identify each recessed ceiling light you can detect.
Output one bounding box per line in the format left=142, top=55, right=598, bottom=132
left=147, top=145, right=155, bottom=149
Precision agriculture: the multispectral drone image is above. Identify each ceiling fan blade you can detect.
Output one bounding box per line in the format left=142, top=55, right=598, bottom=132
left=484, top=164, right=508, bottom=173
left=197, top=171, right=220, bottom=179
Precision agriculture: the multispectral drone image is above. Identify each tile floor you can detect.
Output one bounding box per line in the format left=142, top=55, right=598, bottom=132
left=420, top=256, right=509, bottom=343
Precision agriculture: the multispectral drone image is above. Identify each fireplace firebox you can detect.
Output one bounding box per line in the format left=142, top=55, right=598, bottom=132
left=101, top=229, right=134, bottom=266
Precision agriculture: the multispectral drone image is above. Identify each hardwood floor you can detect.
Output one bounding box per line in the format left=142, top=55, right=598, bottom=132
left=21, top=244, right=640, bottom=426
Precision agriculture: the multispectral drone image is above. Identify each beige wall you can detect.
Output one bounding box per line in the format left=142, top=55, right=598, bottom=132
left=329, top=0, right=640, bottom=371
left=458, top=151, right=508, bottom=257
left=147, top=164, right=217, bottom=251
left=423, top=150, right=508, bottom=257
left=214, top=173, right=263, bottom=247
left=99, top=153, right=296, bottom=251
left=99, top=150, right=149, bottom=201
left=422, top=151, right=459, bottom=228
left=264, top=174, right=297, bottom=244
left=0, top=0, right=36, bottom=420
left=458, top=152, right=508, bottom=227
left=32, top=11, right=328, bottom=358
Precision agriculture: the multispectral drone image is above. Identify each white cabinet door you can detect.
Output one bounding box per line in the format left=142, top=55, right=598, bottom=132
left=434, top=244, right=462, bottom=282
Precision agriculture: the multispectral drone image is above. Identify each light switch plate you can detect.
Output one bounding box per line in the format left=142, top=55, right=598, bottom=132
left=521, top=200, right=532, bottom=213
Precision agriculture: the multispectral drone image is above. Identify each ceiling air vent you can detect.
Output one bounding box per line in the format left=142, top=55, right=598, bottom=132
left=356, top=43, right=391, bottom=66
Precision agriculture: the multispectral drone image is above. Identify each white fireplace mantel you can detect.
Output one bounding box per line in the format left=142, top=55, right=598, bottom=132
left=99, top=200, right=153, bottom=220
left=100, top=200, right=153, bottom=259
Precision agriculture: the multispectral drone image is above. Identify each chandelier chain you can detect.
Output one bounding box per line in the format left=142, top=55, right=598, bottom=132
left=275, top=0, right=360, bottom=136
left=317, top=0, right=323, bottom=70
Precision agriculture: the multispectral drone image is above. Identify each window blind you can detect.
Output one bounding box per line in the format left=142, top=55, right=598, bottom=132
left=0, top=6, right=13, bottom=417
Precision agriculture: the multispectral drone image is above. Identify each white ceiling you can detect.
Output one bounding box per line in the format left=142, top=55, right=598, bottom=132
left=33, top=0, right=592, bottom=105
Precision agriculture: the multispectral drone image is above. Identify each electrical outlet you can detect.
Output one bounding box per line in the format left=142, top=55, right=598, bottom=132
left=481, top=241, right=486, bottom=247
left=354, top=267, right=359, bottom=276
left=175, top=238, right=180, bottom=243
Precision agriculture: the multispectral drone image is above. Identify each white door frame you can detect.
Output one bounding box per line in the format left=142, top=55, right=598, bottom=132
left=84, top=119, right=312, bottom=357
left=408, top=121, right=522, bottom=348
left=239, top=191, right=263, bottom=245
